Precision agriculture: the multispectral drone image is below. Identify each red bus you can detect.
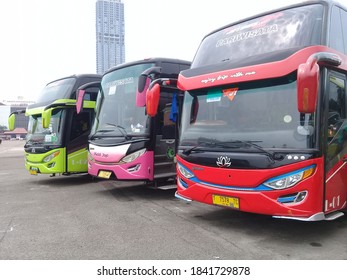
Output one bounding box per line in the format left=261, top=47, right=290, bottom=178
left=147, top=0, right=347, bottom=221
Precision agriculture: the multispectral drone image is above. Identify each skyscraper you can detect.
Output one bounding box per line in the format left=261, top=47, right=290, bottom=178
left=96, top=0, right=125, bottom=74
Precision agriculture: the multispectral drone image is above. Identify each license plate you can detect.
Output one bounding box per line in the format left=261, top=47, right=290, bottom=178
left=29, top=167, right=38, bottom=175
left=98, top=170, right=112, bottom=179
left=212, top=194, right=239, bottom=209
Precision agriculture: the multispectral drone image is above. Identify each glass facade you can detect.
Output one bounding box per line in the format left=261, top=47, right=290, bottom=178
left=96, top=0, right=125, bottom=75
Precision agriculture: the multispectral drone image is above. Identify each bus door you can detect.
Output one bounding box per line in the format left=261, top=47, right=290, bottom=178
left=66, top=109, right=92, bottom=173
left=66, top=84, right=99, bottom=173
left=325, top=71, right=347, bottom=213
left=153, top=101, right=177, bottom=181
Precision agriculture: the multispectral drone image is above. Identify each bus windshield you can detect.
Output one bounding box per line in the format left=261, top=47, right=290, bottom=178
left=192, top=4, right=323, bottom=68
left=180, top=74, right=317, bottom=151
left=92, top=63, right=155, bottom=138
left=36, top=78, right=76, bottom=103
left=26, top=109, right=65, bottom=146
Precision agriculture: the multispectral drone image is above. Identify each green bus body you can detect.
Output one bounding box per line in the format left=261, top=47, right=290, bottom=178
left=25, top=146, right=87, bottom=175
left=10, top=74, right=101, bottom=176
left=24, top=98, right=96, bottom=175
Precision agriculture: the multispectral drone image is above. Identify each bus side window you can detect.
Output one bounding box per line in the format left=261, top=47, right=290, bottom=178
left=327, top=74, right=347, bottom=162
left=84, top=86, right=99, bottom=102
left=70, top=111, right=90, bottom=140
left=330, top=7, right=344, bottom=54
left=341, top=9, right=347, bottom=55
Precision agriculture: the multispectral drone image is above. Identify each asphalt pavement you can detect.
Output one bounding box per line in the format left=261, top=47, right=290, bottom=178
left=1, top=140, right=347, bottom=260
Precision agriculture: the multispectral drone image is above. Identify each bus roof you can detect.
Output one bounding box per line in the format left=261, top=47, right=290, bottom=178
left=201, top=0, right=346, bottom=43
left=25, top=74, right=102, bottom=110
left=103, top=58, right=191, bottom=75
left=46, top=74, right=101, bottom=86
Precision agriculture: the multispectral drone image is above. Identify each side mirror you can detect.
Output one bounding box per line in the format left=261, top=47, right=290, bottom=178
left=297, top=61, right=319, bottom=113
left=76, top=89, right=86, bottom=114
left=8, top=109, right=25, bottom=131
left=146, top=83, right=161, bottom=117
left=8, top=113, right=16, bottom=131
left=76, top=81, right=101, bottom=113
left=136, top=66, right=161, bottom=107
left=297, top=52, right=342, bottom=113
left=136, top=76, right=150, bottom=107
left=42, top=109, right=52, bottom=129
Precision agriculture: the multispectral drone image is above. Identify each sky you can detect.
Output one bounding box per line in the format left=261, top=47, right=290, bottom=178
left=0, top=0, right=346, bottom=102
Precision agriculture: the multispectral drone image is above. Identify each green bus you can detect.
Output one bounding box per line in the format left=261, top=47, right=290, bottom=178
left=8, top=74, right=101, bottom=176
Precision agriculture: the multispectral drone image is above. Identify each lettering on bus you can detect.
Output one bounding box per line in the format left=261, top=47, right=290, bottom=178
left=105, top=77, right=134, bottom=88
left=94, top=152, right=109, bottom=158
left=201, top=71, right=256, bottom=84
left=105, top=77, right=134, bottom=95
left=216, top=24, right=279, bottom=47
left=223, top=12, right=283, bottom=35
left=71, top=159, right=88, bottom=165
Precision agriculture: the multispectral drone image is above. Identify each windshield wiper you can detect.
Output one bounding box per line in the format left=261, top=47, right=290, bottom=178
left=182, top=138, right=220, bottom=156
left=224, top=140, right=275, bottom=164
left=26, top=140, right=42, bottom=145
left=106, top=123, right=131, bottom=140
left=90, top=129, right=112, bottom=139
left=182, top=139, right=275, bottom=164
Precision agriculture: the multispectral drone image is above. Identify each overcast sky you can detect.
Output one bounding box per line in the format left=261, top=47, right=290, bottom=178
left=1, top=0, right=346, bottom=101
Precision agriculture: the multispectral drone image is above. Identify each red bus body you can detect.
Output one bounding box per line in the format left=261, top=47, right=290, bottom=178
left=174, top=1, right=347, bottom=221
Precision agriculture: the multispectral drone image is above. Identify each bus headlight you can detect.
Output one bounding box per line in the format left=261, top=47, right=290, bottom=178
left=43, top=151, right=60, bottom=163
left=177, top=163, right=194, bottom=179
left=121, top=148, right=146, bottom=163
left=264, top=166, right=315, bottom=190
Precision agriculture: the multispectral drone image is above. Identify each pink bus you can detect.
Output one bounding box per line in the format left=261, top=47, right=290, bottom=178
left=77, top=58, right=190, bottom=186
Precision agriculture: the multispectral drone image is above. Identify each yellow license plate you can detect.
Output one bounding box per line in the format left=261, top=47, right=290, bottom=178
left=212, top=194, right=239, bottom=209
left=29, top=167, right=38, bottom=175
left=98, top=170, right=112, bottom=179
left=29, top=170, right=37, bottom=175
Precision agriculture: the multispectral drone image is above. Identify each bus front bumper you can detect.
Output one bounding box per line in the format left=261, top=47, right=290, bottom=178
left=175, top=175, right=344, bottom=221
left=25, top=149, right=65, bottom=175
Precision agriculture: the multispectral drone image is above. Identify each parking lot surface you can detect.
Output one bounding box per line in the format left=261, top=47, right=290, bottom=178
left=1, top=140, right=347, bottom=260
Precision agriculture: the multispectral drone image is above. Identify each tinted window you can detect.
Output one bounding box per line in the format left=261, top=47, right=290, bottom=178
left=36, top=78, right=76, bottom=103
left=70, top=111, right=91, bottom=140
left=326, top=75, right=347, bottom=169
left=192, top=4, right=323, bottom=68
left=341, top=9, right=347, bottom=54
left=92, top=63, right=155, bottom=136
left=180, top=74, right=317, bottom=150
left=84, top=86, right=100, bottom=102
left=26, top=109, right=65, bottom=145
left=330, top=7, right=344, bottom=54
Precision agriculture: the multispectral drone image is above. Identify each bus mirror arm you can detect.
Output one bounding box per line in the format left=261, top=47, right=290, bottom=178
left=137, top=67, right=162, bottom=91
left=312, top=52, right=342, bottom=67
left=145, top=78, right=179, bottom=117
left=76, top=81, right=100, bottom=114
left=41, top=102, right=75, bottom=129
left=297, top=52, right=342, bottom=114
left=136, top=76, right=150, bottom=107
left=150, top=78, right=178, bottom=89
left=137, top=67, right=162, bottom=107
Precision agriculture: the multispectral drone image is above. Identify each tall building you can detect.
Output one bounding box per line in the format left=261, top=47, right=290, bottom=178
left=96, top=0, right=125, bottom=74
